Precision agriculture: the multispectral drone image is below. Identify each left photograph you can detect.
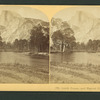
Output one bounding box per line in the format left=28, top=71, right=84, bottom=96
left=0, top=6, right=49, bottom=83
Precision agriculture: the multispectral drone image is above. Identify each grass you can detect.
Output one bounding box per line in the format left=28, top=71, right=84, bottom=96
left=0, top=63, right=49, bottom=83
left=50, top=62, right=100, bottom=83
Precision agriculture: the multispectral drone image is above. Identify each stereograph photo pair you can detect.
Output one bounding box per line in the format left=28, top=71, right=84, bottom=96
left=0, top=5, right=99, bottom=84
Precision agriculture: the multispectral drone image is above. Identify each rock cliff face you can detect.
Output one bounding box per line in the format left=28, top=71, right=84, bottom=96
left=69, top=11, right=100, bottom=43
left=0, top=10, right=49, bottom=43
left=52, top=11, right=100, bottom=43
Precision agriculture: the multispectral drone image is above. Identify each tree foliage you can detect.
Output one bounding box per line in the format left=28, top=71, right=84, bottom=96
left=52, top=27, right=75, bottom=52
left=30, top=24, right=49, bottom=52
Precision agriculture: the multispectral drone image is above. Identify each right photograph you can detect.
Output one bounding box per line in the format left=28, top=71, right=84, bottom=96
left=50, top=7, right=100, bottom=83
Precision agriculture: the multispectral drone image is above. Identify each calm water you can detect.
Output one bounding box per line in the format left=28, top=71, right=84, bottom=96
left=0, top=52, right=49, bottom=68
left=50, top=52, right=100, bottom=65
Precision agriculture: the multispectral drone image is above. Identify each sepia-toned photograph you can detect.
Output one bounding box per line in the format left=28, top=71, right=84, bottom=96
left=50, top=7, right=100, bottom=83
left=0, top=6, right=49, bottom=83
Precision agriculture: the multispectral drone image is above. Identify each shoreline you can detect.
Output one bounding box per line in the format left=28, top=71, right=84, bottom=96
left=50, top=62, right=100, bottom=83
left=50, top=51, right=100, bottom=53
left=0, top=63, right=49, bottom=83
left=0, top=51, right=49, bottom=59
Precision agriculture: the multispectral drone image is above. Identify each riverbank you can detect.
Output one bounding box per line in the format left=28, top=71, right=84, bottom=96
left=50, top=62, right=100, bottom=83
left=0, top=51, right=49, bottom=59
left=0, top=63, right=49, bottom=83
left=29, top=52, right=49, bottom=59
left=50, top=49, right=100, bottom=53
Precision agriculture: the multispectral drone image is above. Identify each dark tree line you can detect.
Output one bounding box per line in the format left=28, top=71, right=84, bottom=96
left=51, top=29, right=100, bottom=52
left=51, top=28, right=76, bottom=52
left=29, top=24, right=49, bottom=52
left=73, top=39, right=100, bottom=52
left=0, top=24, right=49, bottom=53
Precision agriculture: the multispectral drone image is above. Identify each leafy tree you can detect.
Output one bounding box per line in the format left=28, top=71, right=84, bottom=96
left=52, top=28, right=75, bottom=52
left=30, top=24, right=49, bottom=52
left=0, top=36, right=3, bottom=49
left=86, top=39, right=93, bottom=50
left=13, top=39, right=19, bottom=50
left=13, top=39, right=28, bottom=51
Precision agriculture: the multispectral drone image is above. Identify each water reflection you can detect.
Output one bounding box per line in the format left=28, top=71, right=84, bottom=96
left=50, top=52, right=100, bottom=65
left=0, top=52, right=49, bottom=68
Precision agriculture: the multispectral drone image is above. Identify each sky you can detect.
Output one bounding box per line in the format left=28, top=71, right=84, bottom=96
left=53, top=7, right=100, bottom=21
left=0, top=6, right=49, bottom=22
left=0, top=6, right=100, bottom=22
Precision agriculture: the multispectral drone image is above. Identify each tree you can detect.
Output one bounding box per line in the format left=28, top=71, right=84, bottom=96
left=86, top=39, right=93, bottom=50
left=13, top=39, right=19, bottom=50
left=30, top=24, right=49, bottom=52
left=13, top=39, right=28, bottom=51
left=0, top=36, right=3, bottom=49
left=52, top=28, right=75, bottom=52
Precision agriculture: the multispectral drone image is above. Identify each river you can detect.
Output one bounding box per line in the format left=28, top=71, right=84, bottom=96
left=0, top=52, right=49, bottom=83
left=50, top=52, right=100, bottom=83
left=50, top=52, right=100, bottom=65
left=0, top=52, right=49, bottom=67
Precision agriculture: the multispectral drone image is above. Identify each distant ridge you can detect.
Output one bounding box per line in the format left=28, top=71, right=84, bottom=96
left=0, top=10, right=49, bottom=43
left=52, top=11, right=100, bottom=43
